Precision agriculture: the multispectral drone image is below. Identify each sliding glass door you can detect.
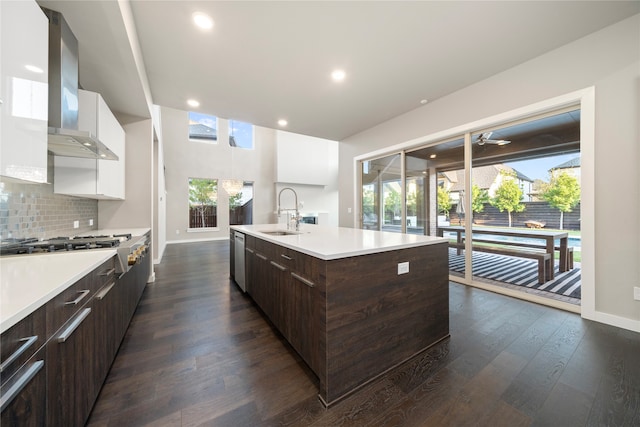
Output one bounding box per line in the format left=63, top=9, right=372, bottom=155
left=360, top=154, right=401, bottom=232
left=357, top=108, right=581, bottom=305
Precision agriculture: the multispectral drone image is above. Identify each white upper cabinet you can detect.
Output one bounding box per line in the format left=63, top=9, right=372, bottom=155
left=54, top=90, right=125, bottom=199
left=0, top=1, right=49, bottom=183
left=276, top=131, right=334, bottom=186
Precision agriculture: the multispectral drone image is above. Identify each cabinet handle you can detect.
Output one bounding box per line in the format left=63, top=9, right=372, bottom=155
left=280, top=254, right=292, bottom=261
left=291, top=272, right=315, bottom=288
left=270, top=261, right=287, bottom=271
left=246, top=248, right=254, bottom=254
left=57, top=308, right=91, bottom=343
left=95, top=281, right=116, bottom=300
left=256, top=253, right=268, bottom=261
left=0, top=360, right=44, bottom=412
left=65, top=289, right=90, bottom=306
left=99, top=268, right=116, bottom=277
left=0, top=336, right=38, bottom=373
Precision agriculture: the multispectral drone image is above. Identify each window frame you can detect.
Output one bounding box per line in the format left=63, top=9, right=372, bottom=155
left=188, top=112, right=219, bottom=144
left=228, top=119, right=254, bottom=150
left=187, top=177, right=219, bottom=231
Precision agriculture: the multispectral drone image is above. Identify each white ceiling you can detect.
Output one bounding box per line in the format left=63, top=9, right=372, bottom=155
left=37, top=1, right=639, bottom=141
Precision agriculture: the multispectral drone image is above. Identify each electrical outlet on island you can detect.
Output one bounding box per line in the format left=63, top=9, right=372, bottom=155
left=634, top=287, right=640, bottom=301
left=398, top=262, right=409, bottom=275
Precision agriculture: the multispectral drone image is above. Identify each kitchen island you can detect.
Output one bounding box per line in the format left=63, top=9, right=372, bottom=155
left=230, top=224, right=450, bottom=406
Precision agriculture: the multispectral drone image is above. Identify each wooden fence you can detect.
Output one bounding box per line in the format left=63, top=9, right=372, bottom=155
left=189, top=206, right=217, bottom=228
left=449, top=201, right=581, bottom=230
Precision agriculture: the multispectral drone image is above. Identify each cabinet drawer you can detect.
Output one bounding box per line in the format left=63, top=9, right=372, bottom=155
left=45, top=259, right=113, bottom=338
left=0, top=347, right=46, bottom=426
left=291, top=250, right=323, bottom=284
left=0, top=306, right=45, bottom=386
left=245, top=234, right=256, bottom=250
left=266, top=240, right=296, bottom=270
left=254, top=238, right=272, bottom=259
left=92, top=257, right=117, bottom=290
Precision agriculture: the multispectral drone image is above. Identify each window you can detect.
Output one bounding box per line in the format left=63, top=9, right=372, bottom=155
left=228, top=181, right=254, bottom=225
left=229, top=119, right=253, bottom=149
left=188, top=178, right=217, bottom=229
left=189, top=112, right=218, bottom=143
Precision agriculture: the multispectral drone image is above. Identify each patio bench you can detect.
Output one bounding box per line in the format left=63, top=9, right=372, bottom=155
left=469, top=238, right=574, bottom=270
left=449, top=242, right=552, bottom=283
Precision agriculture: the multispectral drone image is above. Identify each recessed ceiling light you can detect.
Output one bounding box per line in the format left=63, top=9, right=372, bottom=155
left=25, top=65, right=43, bottom=73
left=331, top=69, right=346, bottom=82
left=187, top=99, right=200, bottom=108
left=429, top=154, right=436, bottom=159
left=420, top=99, right=428, bottom=105
left=193, top=12, right=214, bottom=30
left=278, top=119, right=288, bottom=127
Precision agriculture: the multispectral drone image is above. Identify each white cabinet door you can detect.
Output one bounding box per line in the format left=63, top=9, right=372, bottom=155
left=54, top=90, right=125, bottom=199
left=276, top=131, right=329, bottom=186
left=0, top=0, right=49, bottom=183
left=95, top=94, right=125, bottom=198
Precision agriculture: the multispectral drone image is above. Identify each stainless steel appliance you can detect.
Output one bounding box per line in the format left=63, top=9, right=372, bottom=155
left=0, top=233, right=148, bottom=275
left=233, top=231, right=246, bottom=292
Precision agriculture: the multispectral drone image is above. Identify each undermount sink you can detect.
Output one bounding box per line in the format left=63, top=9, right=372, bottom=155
left=259, top=230, right=301, bottom=236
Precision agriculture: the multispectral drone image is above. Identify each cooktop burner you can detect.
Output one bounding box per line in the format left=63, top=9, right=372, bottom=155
left=0, top=235, right=123, bottom=256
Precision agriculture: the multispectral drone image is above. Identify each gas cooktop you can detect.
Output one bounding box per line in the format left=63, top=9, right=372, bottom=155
left=0, top=234, right=132, bottom=256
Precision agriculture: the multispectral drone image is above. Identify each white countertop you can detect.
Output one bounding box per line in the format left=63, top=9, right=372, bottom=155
left=0, top=250, right=116, bottom=334
left=231, top=224, right=447, bottom=260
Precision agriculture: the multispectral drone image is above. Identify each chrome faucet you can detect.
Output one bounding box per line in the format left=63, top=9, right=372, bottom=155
left=277, top=187, right=300, bottom=230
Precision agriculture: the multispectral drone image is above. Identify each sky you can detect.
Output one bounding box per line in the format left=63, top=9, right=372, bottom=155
left=506, top=153, right=579, bottom=182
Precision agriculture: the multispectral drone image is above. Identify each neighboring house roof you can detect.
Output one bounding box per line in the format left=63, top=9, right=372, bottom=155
left=447, top=164, right=532, bottom=192
left=189, top=123, right=217, bottom=140
left=550, top=156, right=581, bottom=170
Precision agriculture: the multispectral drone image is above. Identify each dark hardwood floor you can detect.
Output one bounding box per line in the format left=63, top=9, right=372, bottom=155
left=87, top=241, right=640, bottom=426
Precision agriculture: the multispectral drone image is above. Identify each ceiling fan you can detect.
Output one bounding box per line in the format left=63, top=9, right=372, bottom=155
left=476, top=132, right=511, bottom=146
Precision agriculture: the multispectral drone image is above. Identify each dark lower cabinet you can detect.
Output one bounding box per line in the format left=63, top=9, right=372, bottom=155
left=0, top=348, right=46, bottom=427
left=239, top=237, right=319, bottom=373
left=1, top=245, right=151, bottom=426
left=287, top=271, right=314, bottom=367
left=235, top=235, right=448, bottom=405
left=47, top=300, right=97, bottom=427
left=92, top=277, right=120, bottom=400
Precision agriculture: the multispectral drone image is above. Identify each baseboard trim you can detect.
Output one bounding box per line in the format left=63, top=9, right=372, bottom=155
left=167, top=236, right=229, bottom=245
left=591, top=311, right=640, bottom=333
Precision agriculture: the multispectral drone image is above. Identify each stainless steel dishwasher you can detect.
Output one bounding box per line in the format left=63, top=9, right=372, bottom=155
left=233, top=231, right=246, bottom=292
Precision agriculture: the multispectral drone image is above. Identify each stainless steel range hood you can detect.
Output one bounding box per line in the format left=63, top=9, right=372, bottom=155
left=43, top=8, right=118, bottom=161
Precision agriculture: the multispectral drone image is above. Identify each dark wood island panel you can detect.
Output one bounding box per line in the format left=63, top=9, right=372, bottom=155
left=238, top=233, right=449, bottom=407
left=320, top=241, right=449, bottom=405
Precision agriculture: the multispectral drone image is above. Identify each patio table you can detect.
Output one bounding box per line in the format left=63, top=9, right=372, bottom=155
left=437, top=225, right=570, bottom=280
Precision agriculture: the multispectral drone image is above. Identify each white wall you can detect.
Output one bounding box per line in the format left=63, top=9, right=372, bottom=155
left=161, top=106, right=277, bottom=242
left=152, top=104, right=167, bottom=264
left=339, top=15, right=640, bottom=329
left=99, top=119, right=153, bottom=230
left=275, top=131, right=339, bottom=227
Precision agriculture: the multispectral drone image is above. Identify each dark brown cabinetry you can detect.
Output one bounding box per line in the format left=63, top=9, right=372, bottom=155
left=0, top=306, right=46, bottom=427
left=235, top=233, right=449, bottom=406
left=46, top=257, right=115, bottom=427
left=244, top=234, right=255, bottom=294
left=1, top=247, right=151, bottom=426
left=0, top=348, right=46, bottom=427
left=242, top=237, right=320, bottom=373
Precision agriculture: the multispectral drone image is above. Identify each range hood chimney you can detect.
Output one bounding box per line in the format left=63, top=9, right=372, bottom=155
left=43, top=8, right=118, bottom=161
